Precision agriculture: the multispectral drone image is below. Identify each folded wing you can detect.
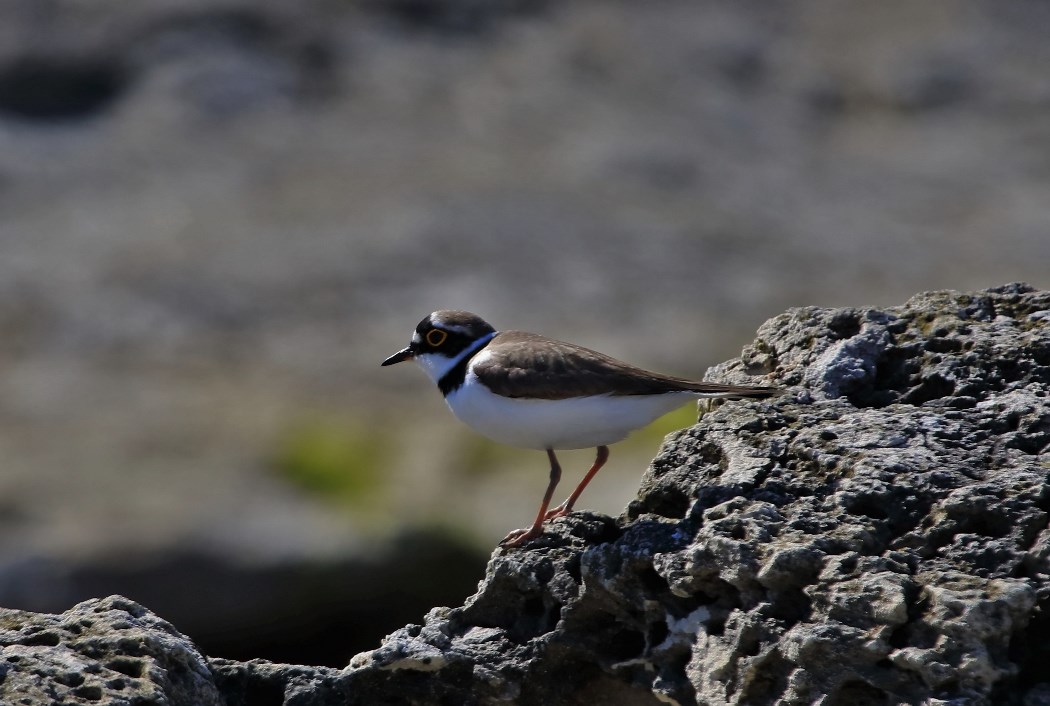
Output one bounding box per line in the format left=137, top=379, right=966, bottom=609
left=472, top=331, right=778, bottom=401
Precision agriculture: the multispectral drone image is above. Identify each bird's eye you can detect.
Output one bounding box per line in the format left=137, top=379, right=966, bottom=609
left=426, top=329, right=448, bottom=347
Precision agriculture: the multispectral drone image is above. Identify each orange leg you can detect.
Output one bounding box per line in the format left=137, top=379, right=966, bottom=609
left=544, top=445, right=610, bottom=521
left=500, top=448, right=561, bottom=548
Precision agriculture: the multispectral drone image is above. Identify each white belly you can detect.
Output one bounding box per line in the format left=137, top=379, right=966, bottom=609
left=445, top=374, right=697, bottom=450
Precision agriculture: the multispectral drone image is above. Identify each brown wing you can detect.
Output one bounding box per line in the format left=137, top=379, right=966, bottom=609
left=471, top=331, right=778, bottom=400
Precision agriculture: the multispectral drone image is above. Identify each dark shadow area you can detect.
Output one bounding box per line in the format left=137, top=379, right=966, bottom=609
left=0, top=56, right=129, bottom=122
left=2, top=530, right=488, bottom=667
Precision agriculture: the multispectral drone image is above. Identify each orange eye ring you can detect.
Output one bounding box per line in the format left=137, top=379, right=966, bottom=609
left=426, top=329, right=448, bottom=347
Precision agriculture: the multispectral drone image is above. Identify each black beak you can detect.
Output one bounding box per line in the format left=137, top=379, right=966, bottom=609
left=381, top=346, right=414, bottom=366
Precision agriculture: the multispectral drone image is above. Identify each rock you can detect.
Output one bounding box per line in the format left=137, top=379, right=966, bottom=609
left=210, top=659, right=349, bottom=706
left=2, top=284, right=1049, bottom=705
left=0, top=595, right=223, bottom=706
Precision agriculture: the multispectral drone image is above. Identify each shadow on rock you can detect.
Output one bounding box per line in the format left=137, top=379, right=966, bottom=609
left=0, top=529, right=487, bottom=668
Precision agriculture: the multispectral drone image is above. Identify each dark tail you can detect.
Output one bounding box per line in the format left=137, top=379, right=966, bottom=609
left=685, top=382, right=781, bottom=399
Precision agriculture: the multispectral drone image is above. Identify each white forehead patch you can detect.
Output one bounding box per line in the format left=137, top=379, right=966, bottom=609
left=430, top=312, right=477, bottom=336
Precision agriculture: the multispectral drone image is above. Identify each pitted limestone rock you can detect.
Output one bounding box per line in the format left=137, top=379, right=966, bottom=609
left=0, top=596, right=223, bottom=706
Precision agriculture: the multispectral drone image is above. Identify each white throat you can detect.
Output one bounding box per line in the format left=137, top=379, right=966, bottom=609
left=412, top=332, right=497, bottom=385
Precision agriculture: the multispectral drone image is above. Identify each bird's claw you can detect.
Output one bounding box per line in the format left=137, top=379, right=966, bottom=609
left=499, top=526, right=542, bottom=548
left=542, top=504, right=570, bottom=522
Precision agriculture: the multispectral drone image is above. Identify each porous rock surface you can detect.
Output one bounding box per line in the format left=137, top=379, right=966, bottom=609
left=3, top=283, right=1049, bottom=706
left=0, top=595, right=223, bottom=706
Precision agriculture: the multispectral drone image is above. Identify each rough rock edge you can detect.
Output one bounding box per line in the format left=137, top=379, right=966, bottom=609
left=1, top=283, right=1048, bottom=706
left=0, top=595, right=223, bottom=706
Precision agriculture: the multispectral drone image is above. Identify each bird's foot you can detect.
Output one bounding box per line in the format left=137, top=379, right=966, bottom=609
left=499, top=525, right=544, bottom=548
left=542, top=502, right=571, bottom=522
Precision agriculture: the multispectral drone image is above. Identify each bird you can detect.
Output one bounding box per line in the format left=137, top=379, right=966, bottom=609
left=381, top=310, right=778, bottom=548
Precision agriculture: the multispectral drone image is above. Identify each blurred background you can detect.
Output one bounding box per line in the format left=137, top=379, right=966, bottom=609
left=0, top=0, right=1048, bottom=666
